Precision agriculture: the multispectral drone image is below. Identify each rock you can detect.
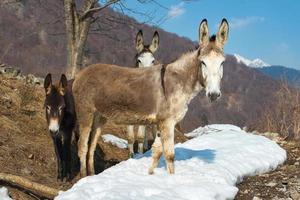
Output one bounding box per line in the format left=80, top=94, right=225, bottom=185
left=28, top=154, right=34, bottom=159
left=253, top=196, right=262, bottom=200
left=282, top=179, right=289, bottom=185
left=294, top=162, right=299, bottom=166
left=290, top=190, right=300, bottom=200
left=21, top=167, right=32, bottom=175
left=0, top=95, right=13, bottom=109
left=266, top=181, right=277, bottom=187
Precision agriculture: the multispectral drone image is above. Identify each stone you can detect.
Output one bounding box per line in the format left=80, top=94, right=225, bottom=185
left=266, top=181, right=277, bottom=187
left=290, top=190, right=300, bottom=200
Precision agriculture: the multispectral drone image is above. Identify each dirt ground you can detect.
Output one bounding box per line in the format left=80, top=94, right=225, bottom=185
left=0, top=75, right=186, bottom=200
left=236, top=133, right=300, bottom=200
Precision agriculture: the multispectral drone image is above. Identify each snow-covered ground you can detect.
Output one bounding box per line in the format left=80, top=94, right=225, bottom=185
left=0, top=187, right=12, bottom=200
left=56, top=124, right=286, bottom=200
left=101, top=134, right=128, bottom=149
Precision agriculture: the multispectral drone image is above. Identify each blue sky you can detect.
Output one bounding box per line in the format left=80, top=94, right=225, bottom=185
left=118, top=0, right=300, bottom=69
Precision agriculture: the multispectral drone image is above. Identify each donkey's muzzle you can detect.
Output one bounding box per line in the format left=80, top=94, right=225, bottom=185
left=49, top=118, right=60, bottom=134
left=208, top=92, right=221, bottom=102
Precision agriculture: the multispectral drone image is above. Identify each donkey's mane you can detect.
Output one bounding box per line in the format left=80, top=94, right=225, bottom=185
left=169, top=50, right=199, bottom=70
left=209, top=35, right=216, bottom=42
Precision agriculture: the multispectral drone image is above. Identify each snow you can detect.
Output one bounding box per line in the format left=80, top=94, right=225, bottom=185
left=101, top=134, right=128, bottom=149
left=56, top=124, right=286, bottom=200
left=0, top=187, right=12, bottom=200
left=234, top=54, right=271, bottom=68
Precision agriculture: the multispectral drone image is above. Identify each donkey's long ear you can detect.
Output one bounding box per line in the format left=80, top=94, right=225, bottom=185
left=44, top=73, right=52, bottom=95
left=199, top=19, right=209, bottom=48
left=216, top=18, right=229, bottom=48
left=149, top=31, right=159, bottom=53
left=59, top=74, right=68, bottom=95
left=135, top=30, right=144, bottom=53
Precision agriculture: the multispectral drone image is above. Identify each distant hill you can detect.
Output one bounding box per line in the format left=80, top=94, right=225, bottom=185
left=0, top=0, right=283, bottom=131
left=233, top=54, right=300, bottom=88
left=257, top=66, right=300, bottom=88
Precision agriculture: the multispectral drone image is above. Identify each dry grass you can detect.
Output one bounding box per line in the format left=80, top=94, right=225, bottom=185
left=257, top=81, right=300, bottom=139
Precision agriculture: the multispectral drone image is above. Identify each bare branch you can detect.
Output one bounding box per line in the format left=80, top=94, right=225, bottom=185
left=81, top=0, right=121, bottom=20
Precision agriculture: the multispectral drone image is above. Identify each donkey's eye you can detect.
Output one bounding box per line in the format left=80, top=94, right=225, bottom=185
left=152, top=60, right=155, bottom=64
left=137, top=59, right=141, bottom=63
left=59, top=106, right=63, bottom=112
left=46, top=106, right=51, bottom=114
left=201, top=61, right=207, bottom=67
left=221, top=61, right=225, bottom=66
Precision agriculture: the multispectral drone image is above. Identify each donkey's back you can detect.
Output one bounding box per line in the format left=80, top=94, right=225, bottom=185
left=73, top=63, right=163, bottom=124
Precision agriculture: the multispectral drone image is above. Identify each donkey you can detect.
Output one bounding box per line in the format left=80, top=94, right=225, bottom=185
left=44, top=74, right=76, bottom=181
left=73, top=18, right=229, bottom=176
left=127, top=30, right=159, bottom=156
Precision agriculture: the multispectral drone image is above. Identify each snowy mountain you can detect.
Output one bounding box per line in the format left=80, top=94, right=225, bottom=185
left=234, top=54, right=271, bottom=68
left=55, top=124, right=286, bottom=200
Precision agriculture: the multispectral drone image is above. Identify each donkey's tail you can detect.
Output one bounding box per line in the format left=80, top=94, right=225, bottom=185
left=0, top=172, right=60, bottom=199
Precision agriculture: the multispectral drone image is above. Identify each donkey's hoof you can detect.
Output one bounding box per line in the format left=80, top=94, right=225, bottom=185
left=57, top=174, right=63, bottom=182
left=148, top=168, right=154, bottom=175
left=80, top=170, right=87, bottom=178
left=129, top=152, right=134, bottom=158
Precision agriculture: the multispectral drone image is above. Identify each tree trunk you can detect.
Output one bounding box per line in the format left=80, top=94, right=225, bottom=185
left=0, top=173, right=59, bottom=199
left=63, top=0, right=96, bottom=79
left=63, top=0, right=120, bottom=79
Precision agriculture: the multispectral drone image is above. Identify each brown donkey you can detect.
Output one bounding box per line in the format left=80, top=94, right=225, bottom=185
left=127, top=29, right=159, bottom=156
left=73, top=19, right=229, bottom=176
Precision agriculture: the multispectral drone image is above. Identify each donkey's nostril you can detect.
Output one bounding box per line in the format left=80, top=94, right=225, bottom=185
left=208, top=92, right=220, bottom=102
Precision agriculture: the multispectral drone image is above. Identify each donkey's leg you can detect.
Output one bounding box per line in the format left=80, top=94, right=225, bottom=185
left=77, top=113, right=94, bottom=177
left=63, top=132, right=72, bottom=180
left=149, top=125, right=158, bottom=148
left=127, top=125, right=135, bottom=157
left=87, top=112, right=106, bottom=175
left=148, top=132, right=163, bottom=175
left=160, top=120, right=175, bottom=174
left=52, top=136, right=63, bottom=181
left=137, top=125, right=146, bottom=154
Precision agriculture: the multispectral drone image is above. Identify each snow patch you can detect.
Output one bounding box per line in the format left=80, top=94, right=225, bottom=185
left=56, top=124, right=286, bottom=200
left=101, top=134, right=128, bottom=149
left=185, top=124, right=241, bottom=138
left=234, top=54, right=271, bottom=68
left=0, top=187, right=12, bottom=200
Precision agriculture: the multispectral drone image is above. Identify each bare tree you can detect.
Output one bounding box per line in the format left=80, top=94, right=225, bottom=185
left=63, top=0, right=122, bottom=78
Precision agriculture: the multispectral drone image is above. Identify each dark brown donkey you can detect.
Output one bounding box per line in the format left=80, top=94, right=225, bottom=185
left=74, top=18, right=229, bottom=177
left=44, top=74, right=76, bottom=181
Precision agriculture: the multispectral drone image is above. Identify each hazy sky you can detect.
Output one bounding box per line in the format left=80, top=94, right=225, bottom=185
left=120, top=0, right=300, bottom=69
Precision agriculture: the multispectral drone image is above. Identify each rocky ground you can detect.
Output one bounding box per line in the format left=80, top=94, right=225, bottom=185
left=236, top=132, right=300, bottom=200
